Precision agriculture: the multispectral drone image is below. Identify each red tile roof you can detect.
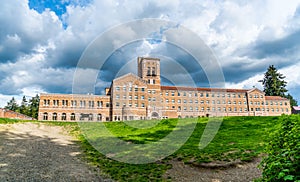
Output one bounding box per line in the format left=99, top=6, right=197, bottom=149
left=265, top=96, right=289, bottom=101
left=161, top=86, right=249, bottom=93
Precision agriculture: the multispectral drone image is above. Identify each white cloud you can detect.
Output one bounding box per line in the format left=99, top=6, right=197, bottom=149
left=1, top=0, right=300, bottom=106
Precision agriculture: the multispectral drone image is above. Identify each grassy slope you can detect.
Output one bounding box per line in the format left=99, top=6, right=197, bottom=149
left=0, top=116, right=281, bottom=181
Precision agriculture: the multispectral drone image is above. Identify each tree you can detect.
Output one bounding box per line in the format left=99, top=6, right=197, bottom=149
left=28, top=94, right=40, bottom=119
left=19, top=96, right=28, bottom=115
left=285, top=93, right=298, bottom=108
left=4, top=97, right=19, bottom=111
left=259, top=65, right=288, bottom=97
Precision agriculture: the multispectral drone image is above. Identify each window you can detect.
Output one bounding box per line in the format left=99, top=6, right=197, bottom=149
left=152, top=67, right=156, bottom=75
left=70, top=113, right=76, bottom=121
left=166, top=99, right=169, bottom=103
left=171, top=92, right=175, bottom=96
left=178, top=99, right=181, bottom=103
left=97, top=101, right=103, bottom=108
left=123, top=86, right=126, bottom=91
left=52, top=113, right=57, bottom=120
left=115, top=86, right=120, bottom=91
left=165, top=92, right=169, bottom=96
left=172, top=99, right=175, bottom=103
left=61, top=113, right=66, bottom=121
left=183, top=99, right=186, bottom=103
left=116, top=94, right=120, bottom=99
left=135, top=87, right=138, bottom=92
left=43, top=112, right=48, bottom=120
left=88, top=114, right=93, bottom=121
left=141, top=95, right=144, bottom=100
left=129, top=95, right=132, bottom=100
left=147, top=67, right=151, bottom=75
left=97, top=114, right=102, bottom=121
left=116, top=102, right=120, bottom=107
left=134, top=95, right=138, bottom=100
left=106, top=103, right=110, bottom=107
left=141, top=103, right=145, bottom=108
left=189, top=100, right=193, bottom=103
left=89, top=101, right=94, bottom=108
left=206, top=93, right=209, bottom=97
left=200, top=93, right=203, bottom=97
left=141, top=88, right=145, bottom=92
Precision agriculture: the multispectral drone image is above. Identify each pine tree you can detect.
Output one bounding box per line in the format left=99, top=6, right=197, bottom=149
left=19, top=96, right=28, bottom=115
left=259, top=65, right=287, bottom=97
left=4, top=97, right=19, bottom=111
left=28, top=94, right=40, bottom=119
left=285, top=93, right=298, bottom=107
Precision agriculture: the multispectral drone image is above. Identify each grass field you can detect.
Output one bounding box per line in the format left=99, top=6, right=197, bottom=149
left=0, top=116, right=282, bottom=181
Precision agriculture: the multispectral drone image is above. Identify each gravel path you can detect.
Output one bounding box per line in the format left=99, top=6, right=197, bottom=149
left=0, top=122, right=110, bottom=182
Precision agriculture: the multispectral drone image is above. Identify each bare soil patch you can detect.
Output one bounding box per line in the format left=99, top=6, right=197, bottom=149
left=164, top=158, right=262, bottom=182
left=0, top=122, right=111, bottom=182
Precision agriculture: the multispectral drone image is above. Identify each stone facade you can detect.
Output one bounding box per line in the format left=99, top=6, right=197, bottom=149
left=38, top=57, right=291, bottom=121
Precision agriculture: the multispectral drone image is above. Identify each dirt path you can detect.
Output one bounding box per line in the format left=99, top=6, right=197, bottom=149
left=0, top=122, right=110, bottom=182
left=164, top=158, right=262, bottom=182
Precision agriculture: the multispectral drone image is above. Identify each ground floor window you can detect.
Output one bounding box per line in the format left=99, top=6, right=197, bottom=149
left=88, top=113, right=93, bottom=121
left=70, top=113, right=75, bottom=120
left=52, top=113, right=57, bottom=120
left=43, top=112, right=48, bottom=120
left=61, top=113, right=66, bottom=120
left=97, top=114, right=102, bottom=121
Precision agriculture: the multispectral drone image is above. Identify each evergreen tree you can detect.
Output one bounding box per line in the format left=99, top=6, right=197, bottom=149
left=28, top=94, right=40, bottom=119
left=285, top=93, right=298, bottom=107
left=4, top=97, right=19, bottom=111
left=19, top=96, right=28, bottom=115
left=259, top=65, right=287, bottom=97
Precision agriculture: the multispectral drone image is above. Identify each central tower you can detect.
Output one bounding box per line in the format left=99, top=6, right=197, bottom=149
left=137, top=57, right=161, bottom=89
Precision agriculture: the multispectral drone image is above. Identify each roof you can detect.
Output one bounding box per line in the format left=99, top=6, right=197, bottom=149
left=265, top=96, right=289, bottom=101
left=293, top=106, right=300, bottom=110
left=161, top=86, right=249, bottom=93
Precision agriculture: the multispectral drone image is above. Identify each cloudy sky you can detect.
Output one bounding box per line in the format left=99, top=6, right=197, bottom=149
left=1, top=0, right=300, bottom=106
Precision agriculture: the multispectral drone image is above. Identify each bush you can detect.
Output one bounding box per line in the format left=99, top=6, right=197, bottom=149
left=260, top=115, right=300, bottom=182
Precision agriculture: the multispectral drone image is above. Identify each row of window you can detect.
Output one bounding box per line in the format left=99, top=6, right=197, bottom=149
left=162, top=91, right=248, bottom=98
left=115, top=86, right=146, bottom=92
left=43, top=99, right=109, bottom=108
left=42, top=112, right=108, bottom=121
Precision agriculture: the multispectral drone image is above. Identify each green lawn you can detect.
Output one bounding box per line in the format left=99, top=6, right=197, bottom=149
left=0, top=116, right=282, bottom=181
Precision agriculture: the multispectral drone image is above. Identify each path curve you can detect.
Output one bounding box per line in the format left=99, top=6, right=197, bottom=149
left=0, top=122, right=110, bottom=182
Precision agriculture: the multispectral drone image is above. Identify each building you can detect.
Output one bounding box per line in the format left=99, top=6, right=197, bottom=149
left=0, top=108, right=35, bottom=120
left=292, top=106, right=300, bottom=114
left=38, top=57, right=291, bottom=121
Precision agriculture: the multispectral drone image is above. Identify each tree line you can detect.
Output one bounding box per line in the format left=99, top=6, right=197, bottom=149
left=4, top=94, right=40, bottom=119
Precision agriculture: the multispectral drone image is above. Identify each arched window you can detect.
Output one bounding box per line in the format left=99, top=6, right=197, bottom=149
left=88, top=113, right=93, bottom=121
left=152, top=67, right=156, bottom=75
left=97, top=114, right=102, bottom=121
left=52, top=113, right=57, bottom=120
left=61, top=113, right=66, bottom=121
left=43, top=112, right=48, bottom=120
left=70, top=113, right=75, bottom=121
left=147, top=67, right=151, bottom=76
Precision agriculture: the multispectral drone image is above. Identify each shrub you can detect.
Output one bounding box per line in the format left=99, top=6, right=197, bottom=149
left=260, top=115, right=300, bottom=182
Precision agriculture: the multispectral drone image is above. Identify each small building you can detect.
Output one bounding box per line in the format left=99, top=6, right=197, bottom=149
left=292, top=106, right=300, bottom=114
left=0, top=108, right=35, bottom=120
